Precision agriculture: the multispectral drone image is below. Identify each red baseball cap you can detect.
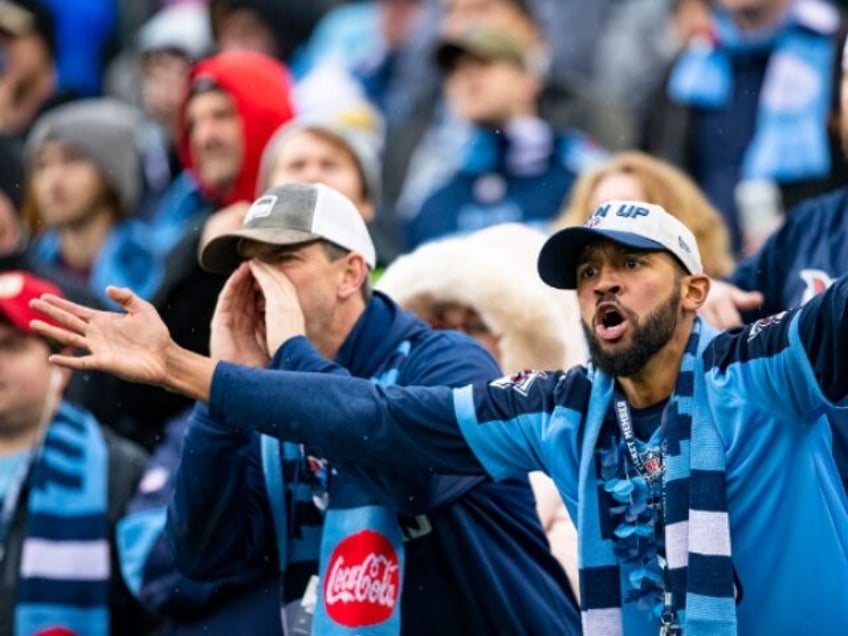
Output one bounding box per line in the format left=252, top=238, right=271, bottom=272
left=0, top=271, right=63, bottom=336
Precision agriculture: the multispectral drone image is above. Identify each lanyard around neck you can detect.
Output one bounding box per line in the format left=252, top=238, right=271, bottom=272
left=612, top=392, right=666, bottom=483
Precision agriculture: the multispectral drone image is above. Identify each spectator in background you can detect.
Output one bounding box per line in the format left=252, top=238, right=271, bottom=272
left=0, top=0, right=63, bottom=138
left=134, top=1, right=213, bottom=218
left=21, top=98, right=161, bottom=306
left=402, top=27, right=605, bottom=249
left=644, top=0, right=848, bottom=254
left=148, top=50, right=295, bottom=252
left=0, top=121, right=123, bottom=434
left=0, top=271, right=153, bottom=635
left=376, top=222, right=586, bottom=593
left=555, top=151, right=736, bottom=279
left=209, top=0, right=336, bottom=66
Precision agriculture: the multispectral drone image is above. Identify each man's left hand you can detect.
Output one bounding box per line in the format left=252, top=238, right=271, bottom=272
left=248, top=260, right=306, bottom=355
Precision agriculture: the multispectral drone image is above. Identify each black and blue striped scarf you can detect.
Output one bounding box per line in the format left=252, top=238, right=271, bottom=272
left=14, top=401, right=110, bottom=635
left=578, top=319, right=737, bottom=635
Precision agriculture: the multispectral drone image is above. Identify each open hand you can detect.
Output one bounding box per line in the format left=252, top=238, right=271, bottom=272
left=29, top=286, right=174, bottom=386
left=210, top=262, right=270, bottom=367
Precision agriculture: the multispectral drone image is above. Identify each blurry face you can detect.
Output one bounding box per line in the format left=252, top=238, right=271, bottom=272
left=428, top=301, right=501, bottom=363
left=186, top=90, right=244, bottom=197
left=240, top=241, right=347, bottom=347
left=576, top=241, right=683, bottom=377
left=216, top=9, right=278, bottom=57
left=0, top=321, right=55, bottom=435
left=446, top=56, right=535, bottom=123
left=587, top=173, right=648, bottom=212
left=141, top=50, right=192, bottom=127
left=268, top=131, right=373, bottom=222
left=32, top=142, right=109, bottom=228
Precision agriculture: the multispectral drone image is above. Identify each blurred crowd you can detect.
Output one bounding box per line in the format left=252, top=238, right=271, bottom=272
left=1, top=0, right=848, bottom=634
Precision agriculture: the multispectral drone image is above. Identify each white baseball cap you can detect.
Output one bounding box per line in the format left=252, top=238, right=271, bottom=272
left=200, top=182, right=377, bottom=273
left=537, top=200, right=703, bottom=289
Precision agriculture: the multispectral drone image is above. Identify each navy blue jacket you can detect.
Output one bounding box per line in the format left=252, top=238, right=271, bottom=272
left=403, top=125, right=604, bottom=249
left=728, top=185, right=848, bottom=489
left=729, top=186, right=848, bottom=319
left=167, top=292, right=580, bottom=635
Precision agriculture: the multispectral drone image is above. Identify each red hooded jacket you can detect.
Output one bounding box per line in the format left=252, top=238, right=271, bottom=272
left=178, top=50, right=295, bottom=206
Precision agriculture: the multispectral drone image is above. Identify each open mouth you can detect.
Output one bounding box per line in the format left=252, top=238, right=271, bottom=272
left=595, top=304, right=628, bottom=341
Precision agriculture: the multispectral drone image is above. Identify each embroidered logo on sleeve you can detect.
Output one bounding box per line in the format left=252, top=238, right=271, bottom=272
left=747, top=310, right=788, bottom=341
left=489, top=369, right=547, bottom=396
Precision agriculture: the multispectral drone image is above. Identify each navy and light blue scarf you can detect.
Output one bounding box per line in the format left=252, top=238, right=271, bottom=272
left=668, top=1, right=838, bottom=183
left=262, top=340, right=414, bottom=635
left=578, top=319, right=737, bottom=636
left=15, top=401, right=110, bottom=635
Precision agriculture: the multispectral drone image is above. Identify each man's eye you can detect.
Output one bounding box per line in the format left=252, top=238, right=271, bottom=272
left=578, top=265, right=597, bottom=279
left=624, top=257, right=641, bottom=269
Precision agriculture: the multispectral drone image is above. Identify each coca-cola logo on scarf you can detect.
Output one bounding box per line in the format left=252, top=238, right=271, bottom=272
left=323, top=530, right=400, bottom=627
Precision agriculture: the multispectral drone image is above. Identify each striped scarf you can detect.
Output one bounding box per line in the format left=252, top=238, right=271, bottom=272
left=578, top=319, right=737, bottom=635
left=262, top=340, right=414, bottom=635
left=15, top=401, right=110, bottom=635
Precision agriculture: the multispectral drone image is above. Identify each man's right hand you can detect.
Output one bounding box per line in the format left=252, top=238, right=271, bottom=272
left=30, top=286, right=175, bottom=386
left=699, top=279, right=764, bottom=329
left=30, top=287, right=216, bottom=402
left=210, top=263, right=270, bottom=367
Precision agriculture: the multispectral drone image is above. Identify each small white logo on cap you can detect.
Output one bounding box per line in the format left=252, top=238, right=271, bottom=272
left=0, top=273, right=24, bottom=299
left=245, top=195, right=278, bottom=224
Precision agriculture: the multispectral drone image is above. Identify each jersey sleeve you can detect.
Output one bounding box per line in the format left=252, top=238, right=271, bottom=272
left=454, top=368, right=589, bottom=494
left=704, top=274, right=848, bottom=422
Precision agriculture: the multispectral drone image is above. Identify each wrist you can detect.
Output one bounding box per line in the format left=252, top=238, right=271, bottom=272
left=163, top=341, right=217, bottom=401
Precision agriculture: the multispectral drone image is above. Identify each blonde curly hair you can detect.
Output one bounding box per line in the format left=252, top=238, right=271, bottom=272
left=553, top=151, right=735, bottom=278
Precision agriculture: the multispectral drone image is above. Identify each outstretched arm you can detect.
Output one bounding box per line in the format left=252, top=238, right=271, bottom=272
left=30, top=286, right=216, bottom=401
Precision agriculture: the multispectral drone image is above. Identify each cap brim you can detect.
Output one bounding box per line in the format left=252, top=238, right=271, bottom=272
left=199, top=227, right=320, bottom=274
left=434, top=42, right=469, bottom=72
left=537, top=227, right=666, bottom=289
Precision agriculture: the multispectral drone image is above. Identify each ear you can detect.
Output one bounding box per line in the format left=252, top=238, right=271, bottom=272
left=337, top=252, right=369, bottom=301
left=681, top=274, right=711, bottom=312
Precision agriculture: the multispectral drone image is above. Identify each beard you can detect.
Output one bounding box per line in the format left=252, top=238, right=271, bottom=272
left=582, top=285, right=682, bottom=377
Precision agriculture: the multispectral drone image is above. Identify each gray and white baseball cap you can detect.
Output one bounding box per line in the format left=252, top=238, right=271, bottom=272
left=537, top=200, right=703, bottom=290
left=200, top=182, right=377, bottom=273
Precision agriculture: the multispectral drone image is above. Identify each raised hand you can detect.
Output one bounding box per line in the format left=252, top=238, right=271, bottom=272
left=210, top=262, right=270, bottom=367
left=29, top=286, right=174, bottom=386
left=248, top=260, right=306, bottom=355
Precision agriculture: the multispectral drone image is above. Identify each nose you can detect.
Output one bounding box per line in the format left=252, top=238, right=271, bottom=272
left=592, top=264, right=622, bottom=297
left=297, top=163, right=322, bottom=183
left=191, top=117, right=219, bottom=148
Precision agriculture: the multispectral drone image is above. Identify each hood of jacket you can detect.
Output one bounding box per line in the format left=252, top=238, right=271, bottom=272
left=377, top=223, right=586, bottom=373
left=178, top=50, right=295, bottom=207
